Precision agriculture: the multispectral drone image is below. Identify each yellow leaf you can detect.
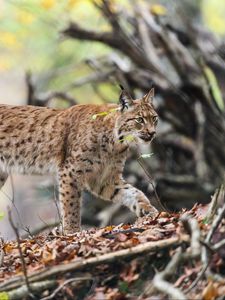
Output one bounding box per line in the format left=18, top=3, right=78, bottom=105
left=202, top=0, right=225, bottom=35
left=17, top=11, right=35, bottom=25
left=92, top=0, right=117, bottom=12
left=41, top=0, right=56, bottom=10
left=3, top=243, right=14, bottom=253
left=150, top=4, right=167, bottom=16
left=202, top=281, right=218, bottom=300
left=67, top=0, right=78, bottom=8
left=0, top=32, right=19, bottom=49
left=0, top=58, right=11, bottom=71
left=92, top=0, right=103, bottom=6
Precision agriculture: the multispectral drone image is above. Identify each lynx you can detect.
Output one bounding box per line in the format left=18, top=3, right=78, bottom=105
left=0, top=87, right=158, bottom=234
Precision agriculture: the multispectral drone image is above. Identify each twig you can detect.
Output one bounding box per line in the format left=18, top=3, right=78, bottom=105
left=6, top=280, right=56, bottom=300
left=205, top=201, right=225, bottom=244
left=102, top=227, right=144, bottom=239
left=137, top=152, right=167, bottom=212
left=184, top=261, right=210, bottom=294
left=21, top=221, right=60, bottom=239
left=0, top=238, right=4, bottom=267
left=0, top=236, right=180, bottom=292
left=205, top=185, right=224, bottom=223
left=153, top=248, right=187, bottom=300
left=39, top=91, right=77, bottom=107
left=66, top=70, right=115, bottom=90
left=41, top=277, right=92, bottom=300
left=202, top=199, right=225, bottom=263
left=213, top=239, right=225, bottom=250
left=132, top=0, right=163, bottom=73
left=146, top=214, right=201, bottom=299
left=194, top=101, right=207, bottom=180
left=7, top=207, right=35, bottom=298
left=181, top=213, right=201, bottom=258
left=201, top=199, right=225, bottom=280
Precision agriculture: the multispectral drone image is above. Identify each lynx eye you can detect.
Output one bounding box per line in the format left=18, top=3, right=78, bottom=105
left=152, top=116, right=158, bottom=124
left=135, top=117, right=144, bottom=124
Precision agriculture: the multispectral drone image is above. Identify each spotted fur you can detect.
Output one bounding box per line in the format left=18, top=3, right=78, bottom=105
left=0, top=88, right=158, bottom=234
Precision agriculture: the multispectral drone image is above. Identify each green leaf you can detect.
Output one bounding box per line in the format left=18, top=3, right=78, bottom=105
left=91, top=108, right=118, bottom=120
left=140, top=153, right=154, bottom=159
left=204, top=66, right=224, bottom=112
left=0, top=292, right=9, bottom=300
left=202, top=217, right=209, bottom=225
left=0, top=212, right=4, bottom=221
left=119, top=134, right=135, bottom=142
left=118, top=281, right=129, bottom=293
left=91, top=111, right=108, bottom=120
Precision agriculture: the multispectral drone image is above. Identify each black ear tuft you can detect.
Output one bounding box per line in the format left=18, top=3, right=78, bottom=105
left=119, top=86, right=133, bottom=111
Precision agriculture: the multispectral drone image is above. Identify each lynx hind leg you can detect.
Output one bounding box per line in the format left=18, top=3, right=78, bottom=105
left=58, top=167, right=82, bottom=235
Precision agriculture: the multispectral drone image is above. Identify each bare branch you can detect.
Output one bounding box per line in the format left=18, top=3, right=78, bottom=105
left=213, top=239, right=225, bottom=250
left=62, top=22, right=121, bottom=49
left=39, top=91, right=77, bottom=107
left=202, top=198, right=225, bottom=277
left=41, top=276, right=92, bottom=300
left=7, top=280, right=56, bottom=300
left=21, top=220, right=59, bottom=239
left=7, top=207, right=34, bottom=298
left=0, top=236, right=180, bottom=292
left=206, top=199, right=225, bottom=244
left=148, top=214, right=201, bottom=299
left=153, top=248, right=187, bottom=300
left=0, top=237, right=4, bottom=267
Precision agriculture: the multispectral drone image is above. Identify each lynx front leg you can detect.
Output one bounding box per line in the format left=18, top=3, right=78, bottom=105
left=117, top=184, right=158, bottom=217
left=97, top=181, right=158, bottom=218
left=58, top=168, right=82, bottom=234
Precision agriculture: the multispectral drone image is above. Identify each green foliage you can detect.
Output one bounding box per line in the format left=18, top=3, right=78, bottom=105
left=119, top=135, right=135, bottom=143
left=139, top=153, right=154, bottom=159
left=0, top=292, right=9, bottom=300
left=118, top=280, right=129, bottom=294
left=0, top=212, right=5, bottom=221
left=202, top=217, right=210, bottom=225
left=204, top=66, right=224, bottom=112
left=0, top=0, right=113, bottom=104
left=91, top=108, right=118, bottom=120
left=0, top=0, right=224, bottom=106
left=201, top=0, right=225, bottom=35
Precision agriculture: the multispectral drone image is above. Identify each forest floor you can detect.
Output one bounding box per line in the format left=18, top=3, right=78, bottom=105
left=0, top=193, right=225, bottom=300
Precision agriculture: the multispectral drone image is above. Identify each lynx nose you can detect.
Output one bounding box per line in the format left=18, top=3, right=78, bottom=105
left=149, top=130, right=156, bottom=139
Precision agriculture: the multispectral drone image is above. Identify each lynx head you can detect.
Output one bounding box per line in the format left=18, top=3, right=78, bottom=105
left=117, top=87, right=158, bottom=144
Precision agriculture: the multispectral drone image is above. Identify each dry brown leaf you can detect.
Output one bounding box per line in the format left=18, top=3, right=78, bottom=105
left=202, top=281, right=218, bottom=300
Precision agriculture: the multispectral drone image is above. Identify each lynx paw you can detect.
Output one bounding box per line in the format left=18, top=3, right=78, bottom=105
left=135, top=196, right=158, bottom=218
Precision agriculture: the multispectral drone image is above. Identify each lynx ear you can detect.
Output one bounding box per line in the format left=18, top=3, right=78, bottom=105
left=119, top=85, right=133, bottom=111
left=143, top=88, right=154, bottom=103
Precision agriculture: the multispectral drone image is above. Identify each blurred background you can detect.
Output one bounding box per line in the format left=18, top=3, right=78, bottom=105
left=0, top=0, right=225, bottom=239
